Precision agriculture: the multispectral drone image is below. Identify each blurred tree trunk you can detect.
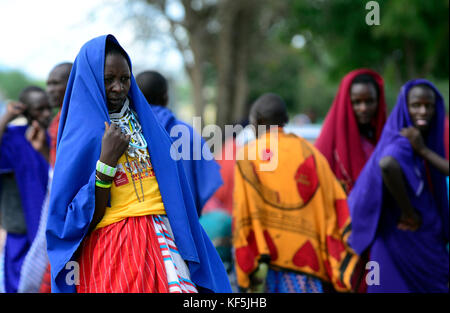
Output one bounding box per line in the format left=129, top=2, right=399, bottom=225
left=215, top=0, right=261, bottom=129
left=138, top=0, right=283, bottom=129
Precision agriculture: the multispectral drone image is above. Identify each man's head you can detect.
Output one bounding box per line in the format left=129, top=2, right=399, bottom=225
left=249, top=93, right=289, bottom=136
left=407, top=84, right=436, bottom=134
left=46, top=62, right=72, bottom=111
left=19, top=86, right=52, bottom=129
left=135, top=70, right=168, bottom=107
left=350, top=74, right=379, bottom=126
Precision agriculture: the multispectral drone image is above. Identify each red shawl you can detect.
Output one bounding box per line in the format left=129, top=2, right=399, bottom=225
left=315, top=69, right=387, bottom=193
left=48, top=110, right=61, bottom=167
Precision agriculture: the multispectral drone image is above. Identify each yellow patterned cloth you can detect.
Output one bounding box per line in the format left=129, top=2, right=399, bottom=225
left=232, top=129, right=360, bottom=291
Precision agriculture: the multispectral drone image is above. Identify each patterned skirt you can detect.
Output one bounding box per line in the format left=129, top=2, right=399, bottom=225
left=76, top=215, right=197, bottom=293
left=265, top=268, right=323, bottom=293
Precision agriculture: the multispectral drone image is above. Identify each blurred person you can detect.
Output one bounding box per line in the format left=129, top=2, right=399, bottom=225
left=38, top=62, right=72, bottom=294
left=45, top=35, right=231, bottom=293
left=349, top=80, right=448, bottom=292
left=232, top=93, right=361, bottom=293
left=46, top=62, right=72, bottom=167
left=136, top=70, right=222, bottom=216
left=0, top=86, right=51, bottom=293
left=315, top=69, right=387, bottom=194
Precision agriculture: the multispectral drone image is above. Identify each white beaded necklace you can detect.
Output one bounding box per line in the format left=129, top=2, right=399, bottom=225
left=109, top=98, right=148, bottom=162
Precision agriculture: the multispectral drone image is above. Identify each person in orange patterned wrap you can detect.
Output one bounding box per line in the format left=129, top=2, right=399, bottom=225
left=232, top=93, right=361, bottom=293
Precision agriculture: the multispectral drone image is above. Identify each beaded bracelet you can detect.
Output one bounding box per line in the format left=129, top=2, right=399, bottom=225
left=95, top=180, right=112, bottom=189
left=96, top=160, right=117, bottom=178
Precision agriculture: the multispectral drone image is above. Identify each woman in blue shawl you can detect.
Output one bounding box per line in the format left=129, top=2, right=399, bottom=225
left=45, top=35, right=231, bottom=293
left=348, top=79, right=449, bottom=293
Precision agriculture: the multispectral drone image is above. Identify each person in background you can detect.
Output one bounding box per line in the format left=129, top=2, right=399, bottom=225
left=348, top=79, right=448, bottom=292
left=46, top=62, right=72, bottom=167
left=232, top=93, right=361, bottom=293
left=0, top=86, right=51, bottom=292
left=136, top=70, right=222, bottom=216
left=315, top=69, right=387, bottom=194
left=37, top=62, right=72, bottom=293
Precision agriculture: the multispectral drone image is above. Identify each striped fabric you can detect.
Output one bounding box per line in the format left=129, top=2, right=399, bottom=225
left=152, top=215, right=197, bottom=293
left=77, top=215, right=197, bottom=293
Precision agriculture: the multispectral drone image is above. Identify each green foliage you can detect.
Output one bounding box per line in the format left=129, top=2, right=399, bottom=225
left=0, top=70, right=45, bottom=100
left=246, top=0, right=449, bottom=119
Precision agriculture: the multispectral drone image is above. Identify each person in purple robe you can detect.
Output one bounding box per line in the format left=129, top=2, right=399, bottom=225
left=348, top=79, right=449, bottom=293
left=0, top=86, right=52, bottom=293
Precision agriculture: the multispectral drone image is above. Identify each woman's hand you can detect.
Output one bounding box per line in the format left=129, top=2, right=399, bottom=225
left=4, top=101, right=26, bottom=122
left=99, top=121, right=130, bottom=167
left=249, top=263, right=269, bottom=293
left=26, top=120, right=49, bottom=161
left=400, top=127, right=426, bottom=156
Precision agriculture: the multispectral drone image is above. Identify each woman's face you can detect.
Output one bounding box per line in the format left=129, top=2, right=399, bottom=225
left=350, top=83, right=378, bottom=126
left=104, top=53, right=131, bottom=112
left=407, top=86, right=435, bottom=133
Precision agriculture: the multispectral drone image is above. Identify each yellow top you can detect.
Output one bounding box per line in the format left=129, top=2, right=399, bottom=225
left=95, top=150, right=166, bottom=229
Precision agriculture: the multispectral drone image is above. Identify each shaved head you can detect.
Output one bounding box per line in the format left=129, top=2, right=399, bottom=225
left=249, top=93, right=289, bottom=127
left=47, top=62, right=72, bottom=109
left=135, top=70, right=168, bottom=107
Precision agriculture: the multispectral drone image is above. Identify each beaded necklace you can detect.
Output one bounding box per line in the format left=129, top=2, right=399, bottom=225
left=109, top=98, right=148, bottom=202
left=109, top=98, right=148, bottom=162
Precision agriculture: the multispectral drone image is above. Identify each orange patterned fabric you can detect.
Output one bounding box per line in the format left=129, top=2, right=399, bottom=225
left=232, top=129, right=360, bottom=291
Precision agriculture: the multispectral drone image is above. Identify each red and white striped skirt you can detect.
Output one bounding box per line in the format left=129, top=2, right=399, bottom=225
left=76, top=215, right=197, bottom=293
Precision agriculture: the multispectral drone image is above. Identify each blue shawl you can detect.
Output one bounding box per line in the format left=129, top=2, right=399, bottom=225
left=0, top=125, right=49, bottom=292
left=348, top=79, right=449, bottom=292
left=45, top=34, right=231, bottom=293
left=151, top=105, right=223, bottom=216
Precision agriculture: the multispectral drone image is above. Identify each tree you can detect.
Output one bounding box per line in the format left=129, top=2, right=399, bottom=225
left=130, top=0, right=287, bottom=128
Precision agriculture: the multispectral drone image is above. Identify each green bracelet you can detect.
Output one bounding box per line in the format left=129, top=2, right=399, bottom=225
left=95, top=180, right=112, bottom=188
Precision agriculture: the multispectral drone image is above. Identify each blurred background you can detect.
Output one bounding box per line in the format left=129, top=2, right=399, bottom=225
left=0, top=0, right=448, bottom=131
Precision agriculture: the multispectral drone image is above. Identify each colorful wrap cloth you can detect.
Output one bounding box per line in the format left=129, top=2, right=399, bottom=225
left=315, top=69, right=387, bottom=193
left=233, top=129, right=360, bottom=292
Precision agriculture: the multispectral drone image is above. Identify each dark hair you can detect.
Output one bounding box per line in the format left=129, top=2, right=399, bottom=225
left=251, top=93, right=289, bottom=126
left=52, top=62, right=73, bottom=81
left=351, top=73, right=380, bottom=98
left=105, top=40, right=131, bottom=69
left=135, top=71, right=168, bottom=106
left=18, top=86, right=46, bottom=106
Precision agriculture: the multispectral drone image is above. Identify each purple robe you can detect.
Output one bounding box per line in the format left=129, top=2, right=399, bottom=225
left=348, top=79, right=449, bottom=293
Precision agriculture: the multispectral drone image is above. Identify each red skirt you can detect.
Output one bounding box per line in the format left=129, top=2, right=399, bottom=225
left=77, top=215, right=169, bottom=293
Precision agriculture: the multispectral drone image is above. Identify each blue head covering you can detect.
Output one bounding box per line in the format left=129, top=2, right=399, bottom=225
left=151, top=105, right=223, bottom=216
left=45, top=35, right=231, bottom=293
left=348, top=79, right=448, bottom=292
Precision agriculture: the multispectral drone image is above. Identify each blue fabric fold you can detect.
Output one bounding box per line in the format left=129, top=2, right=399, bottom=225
left=0, top=125, right=49, bottom=292
left=348, top=79, right=449, bottom=292
left=46, top=34, right=231, bottom=293
left=151, top=105, right=223, bottom=216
